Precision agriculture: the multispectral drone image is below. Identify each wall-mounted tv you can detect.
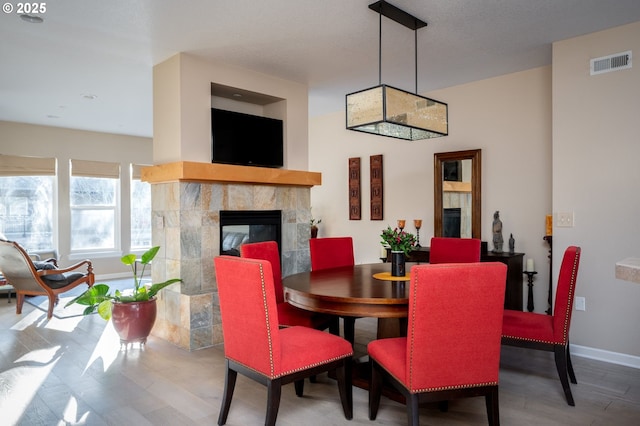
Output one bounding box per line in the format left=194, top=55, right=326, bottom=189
left=211, top=108, right=284, bottom=168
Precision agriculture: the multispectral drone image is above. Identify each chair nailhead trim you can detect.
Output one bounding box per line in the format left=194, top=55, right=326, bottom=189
left=228, top=354, right=353, bottom=379
left=411, top=381, right=498, bottom=393
left=259, top=263, right=276, bottom=378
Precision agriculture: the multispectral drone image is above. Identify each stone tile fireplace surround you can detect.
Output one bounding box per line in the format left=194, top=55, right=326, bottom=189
left=142, top=161, right=321, bottom=351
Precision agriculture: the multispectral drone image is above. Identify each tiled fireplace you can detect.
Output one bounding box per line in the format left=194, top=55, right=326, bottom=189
left=143, top=162, right=320, bottom=351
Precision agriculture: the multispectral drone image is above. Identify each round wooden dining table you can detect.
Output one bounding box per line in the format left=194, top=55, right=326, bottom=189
left=283, top=263, right=410, bottom=318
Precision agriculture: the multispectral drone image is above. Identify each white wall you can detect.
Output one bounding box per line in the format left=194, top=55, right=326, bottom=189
left=310, top=66, right=553, bottom=314
left=153, top=53, right=309, bottom=170
left=552, top=21, right=640, bottom=361
left=0, top=120, right=153, bottom=277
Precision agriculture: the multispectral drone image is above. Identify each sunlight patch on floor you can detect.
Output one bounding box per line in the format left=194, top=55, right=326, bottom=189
left=85, top=321, right=121, bottom=373
left=0, top=347, right=61, bottom=425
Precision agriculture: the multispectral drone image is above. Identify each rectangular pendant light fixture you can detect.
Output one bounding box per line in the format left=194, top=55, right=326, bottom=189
left=346, top=1, right=448, bottom=140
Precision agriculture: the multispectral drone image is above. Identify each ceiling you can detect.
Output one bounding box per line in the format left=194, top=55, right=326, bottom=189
left=2, top=0, right=640, bottom=138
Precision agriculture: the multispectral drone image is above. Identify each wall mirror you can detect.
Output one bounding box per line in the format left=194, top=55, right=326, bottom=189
left=434, top=149, right=481, bottom=240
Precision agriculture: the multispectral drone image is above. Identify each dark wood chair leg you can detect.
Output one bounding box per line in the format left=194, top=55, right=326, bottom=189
left=217, top=362, right=237, bottom=425
left=486, top=386, right=500, bottom=426
left=294, top=379, right=304, bottom=397
left=266, top=378, right=282, bottom=426
left=566, top=343, right=577, bottom=384
left=335, top=358, right=353, bottom=419
left=554, top=345, right=575, bottom=406
left=369, top=360, right=382, bottom=420
left=329, top=316, right=340, bottom=335
left=406, top=393, right=420, bottom=426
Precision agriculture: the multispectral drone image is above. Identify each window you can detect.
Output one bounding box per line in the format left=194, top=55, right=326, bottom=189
left=70, top=160, right=119, bottom=251
left=130, top=164, right=151, bottom=249
left=0, top=155, right=55, bottom=251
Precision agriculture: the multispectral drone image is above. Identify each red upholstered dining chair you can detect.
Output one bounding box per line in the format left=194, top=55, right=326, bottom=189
left=240, top=241, right=338, bottom=333
left=429, top=237, right=481, bottom=264
left=308, top=236, right=358, bottom=343
left=214, top=255, right=353, bottom=426
left=368, top=262, right=507, bottom=426
left=501, top=246, right=581, bottom=406
left=309, top=236, right=355, bottom=271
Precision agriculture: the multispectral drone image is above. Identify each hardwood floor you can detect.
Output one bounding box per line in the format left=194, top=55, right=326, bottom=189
left=1, top=293, right=639, bottom=425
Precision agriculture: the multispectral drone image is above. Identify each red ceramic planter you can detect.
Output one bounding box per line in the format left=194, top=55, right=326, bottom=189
left=111, top=298, right=157, bottom=346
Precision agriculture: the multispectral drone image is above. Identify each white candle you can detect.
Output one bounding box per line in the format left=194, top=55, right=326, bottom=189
left=380, top=246, right=388, bottom=258
left=526, top=258, right=535, bottom=272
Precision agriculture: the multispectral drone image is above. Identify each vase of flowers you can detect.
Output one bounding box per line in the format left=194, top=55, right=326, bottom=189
left=380, top=226, right=416, bottom=277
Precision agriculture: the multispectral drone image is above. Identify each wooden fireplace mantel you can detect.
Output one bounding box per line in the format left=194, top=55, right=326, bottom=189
left=141, top=161, right=321, bottom=187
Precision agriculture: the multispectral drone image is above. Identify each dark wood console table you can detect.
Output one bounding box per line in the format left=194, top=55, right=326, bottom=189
left=384, top=247, right=524, bottom=311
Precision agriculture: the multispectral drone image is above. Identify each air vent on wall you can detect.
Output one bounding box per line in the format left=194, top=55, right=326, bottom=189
left=590, top=51, right=632, bottom=75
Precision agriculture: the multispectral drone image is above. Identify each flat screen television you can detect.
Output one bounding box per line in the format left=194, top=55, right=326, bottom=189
left=211, top=108, right=284, bottom=168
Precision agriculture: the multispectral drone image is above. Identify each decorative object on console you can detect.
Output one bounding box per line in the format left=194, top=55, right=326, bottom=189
left=370, top=154, right=383, bottom=220
left=414, top=219, right=422, bottom=247
left=345, top=0, right=448, bottom=141
left=349, top=157, right=361, bottom=220
left=509, top=233, right=515, bottom=253
left=492, top=211, right=503, bottom=253
left=524, top=270, right=538, bottom=312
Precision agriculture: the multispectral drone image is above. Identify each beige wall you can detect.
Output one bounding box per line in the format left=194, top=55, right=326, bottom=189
left=153, top=53, right=309, bottom=169
left=0, top=120, right=153, bottom=277
left=310, top=66, right=553, bottom=315
left=552, top=21, right=640, bottom=361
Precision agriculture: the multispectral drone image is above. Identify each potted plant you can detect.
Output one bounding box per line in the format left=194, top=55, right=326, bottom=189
left=310, top=217, right=322, bottom=238
left=66, top=246, right=181, bottom=345
left=380, top=226, right=416, bottom=277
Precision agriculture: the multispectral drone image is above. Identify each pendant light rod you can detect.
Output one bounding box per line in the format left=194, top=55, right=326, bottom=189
left=378, top=10, right=382, bottom=85
left=370, top=1, right=426, bottom=92
left=415, top=28, right=418, bottom=93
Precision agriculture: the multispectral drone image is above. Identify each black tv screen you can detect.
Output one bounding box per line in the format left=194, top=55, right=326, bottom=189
left=211, top=108, right=284, bottom=168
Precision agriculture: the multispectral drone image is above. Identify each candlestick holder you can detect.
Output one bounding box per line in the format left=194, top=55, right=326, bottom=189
left=397, top=219, right=405, bottom=232
left=414, top=222, right=422, bottom=247
left=524, top=271, right=538, bottom=312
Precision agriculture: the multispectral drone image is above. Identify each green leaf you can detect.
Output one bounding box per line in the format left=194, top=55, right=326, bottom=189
left=65, top=284, right=112, bottom=307
left=147, top=278, right=182, bottom=298
left=97, top=300, right=113, bottom=321
left=121, top=254, right=137, bottom=266
left=141, top=246, right=160, bottom=264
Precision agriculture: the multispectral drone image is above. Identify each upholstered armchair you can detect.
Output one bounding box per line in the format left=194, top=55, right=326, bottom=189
left=0, top=239, right=94, bottom=319
left=502, top=246, right=582, bottom=406
left=429, top=237, right=481, bottom=264
left=368, top=262, right=507, bottom=425
left=214, top=255, right=353, bottom=425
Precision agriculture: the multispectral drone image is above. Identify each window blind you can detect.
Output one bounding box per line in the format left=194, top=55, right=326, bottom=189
left=0, top=154, right=56, bottom=176
left=71, top=159, right=120, bottom=178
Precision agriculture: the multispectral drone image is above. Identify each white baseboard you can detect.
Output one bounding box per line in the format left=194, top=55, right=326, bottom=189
left=571, top=344, right=640, bottom=369
left=94, top=272, right=141, bottom=281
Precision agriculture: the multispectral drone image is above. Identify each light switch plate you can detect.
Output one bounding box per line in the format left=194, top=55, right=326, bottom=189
left=556, top=212, right=574, bottom=227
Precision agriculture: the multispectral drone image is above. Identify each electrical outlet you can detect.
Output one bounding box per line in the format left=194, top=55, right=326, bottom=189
left=556, top=212, right=574, bottom=228
left=575, top=296, right=586, bottom=311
